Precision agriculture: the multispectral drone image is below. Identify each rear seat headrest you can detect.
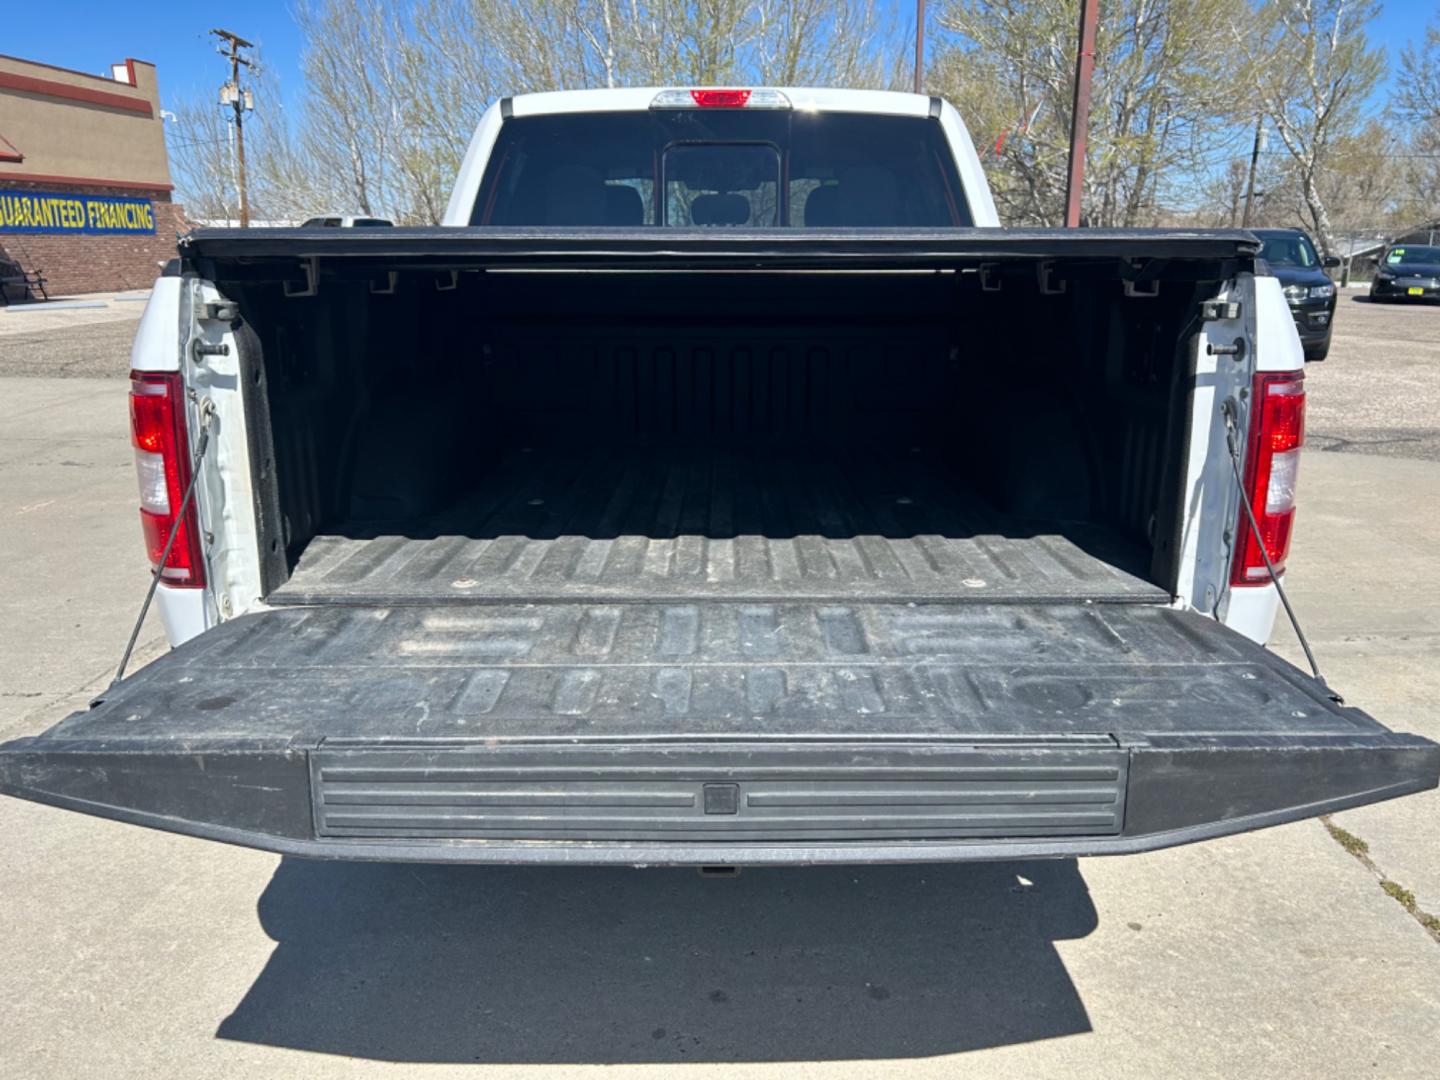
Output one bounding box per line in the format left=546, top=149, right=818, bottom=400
left=604, top=184, right=644, bottom=226
left=803, top=185, right=841, bottom=227
left=544, top=165, right=608, bottom=225
left=836, top=166, right=899, bottom=226
left=689, top=193, right=751, bottom=226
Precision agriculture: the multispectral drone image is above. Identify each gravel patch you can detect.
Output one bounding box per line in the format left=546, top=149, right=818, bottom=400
left=1306, top=294, right=1440, bottom=462
left=0, top=317, right=143, bottom=379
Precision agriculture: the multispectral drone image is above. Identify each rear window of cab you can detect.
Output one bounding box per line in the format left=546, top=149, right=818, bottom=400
left=473, top=110, right=971, bottom=228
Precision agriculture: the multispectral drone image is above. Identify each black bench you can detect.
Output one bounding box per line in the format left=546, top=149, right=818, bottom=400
left=0, top=260, right=49, bottom=304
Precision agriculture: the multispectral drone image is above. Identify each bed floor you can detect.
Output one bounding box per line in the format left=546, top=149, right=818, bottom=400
left=271, top=443, right=1168, bottom=606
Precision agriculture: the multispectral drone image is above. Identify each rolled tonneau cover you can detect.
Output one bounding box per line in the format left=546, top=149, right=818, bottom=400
left=179, top=226, right=1263, bottom=271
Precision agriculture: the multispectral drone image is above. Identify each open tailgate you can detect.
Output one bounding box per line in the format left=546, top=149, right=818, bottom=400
left=2, top=602, right=1435, bottom=865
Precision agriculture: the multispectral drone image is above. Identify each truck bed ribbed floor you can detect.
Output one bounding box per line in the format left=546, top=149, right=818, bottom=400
left=68, top=602, right=1365, bottom=741
left=271, top=445, right=1167, bottom=606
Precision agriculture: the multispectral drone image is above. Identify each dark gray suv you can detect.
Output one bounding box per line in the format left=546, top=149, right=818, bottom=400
left=1254, top=228, right=1340, bottom=362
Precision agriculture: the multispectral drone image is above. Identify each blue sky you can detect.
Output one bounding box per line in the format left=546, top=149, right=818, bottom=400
left=2, top=4, right=308, bottom=104
left=1, top=0, right=1432, bottom=118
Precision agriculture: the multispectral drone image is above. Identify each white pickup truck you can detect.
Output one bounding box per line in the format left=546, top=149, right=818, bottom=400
left=3, top=88, right=1435, bottom=865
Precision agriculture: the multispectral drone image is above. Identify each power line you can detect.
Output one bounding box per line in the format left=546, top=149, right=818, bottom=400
left=166, top=136, right=230, bottom=151
left=1255, top=148, right=1440, bottom=159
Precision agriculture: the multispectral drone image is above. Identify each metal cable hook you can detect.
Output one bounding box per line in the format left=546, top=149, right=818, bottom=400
left=1220, top=397, right=1332, bottom=697
left=108, top=399, right=217, bottom=691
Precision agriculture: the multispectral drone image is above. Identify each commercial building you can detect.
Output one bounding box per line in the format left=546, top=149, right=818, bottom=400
left=0, top=54, right=186, bottom=295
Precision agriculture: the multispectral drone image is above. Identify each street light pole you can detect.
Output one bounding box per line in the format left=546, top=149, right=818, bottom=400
left=1062, top=0, right=1099, bottom=227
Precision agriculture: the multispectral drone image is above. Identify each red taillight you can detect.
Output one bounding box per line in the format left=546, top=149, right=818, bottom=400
left=1231, top=371, right=1305, bottom=586
left=129, top=371, right=205, bottom=587
left=690, top=89, right=751, bottom=108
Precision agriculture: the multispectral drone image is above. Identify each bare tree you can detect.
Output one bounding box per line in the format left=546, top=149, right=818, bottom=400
left=1394, top=18, right=1440, bottom=217
left=167, top=0, right=1405, bottom=236
left=930, top=0, right=1249, bottom=227
left=1230, top=119, right=1406, bottom=235
left=753, top=0, right=902, bottom=87
left=1195, top=158, right=1253, bottom=227
left=1397, top=20, right=1440, bottom=125
left=293, top=0, right=406, bottom=217
left=167, top=91, right=246, bottom=223
left=1234, top=0, right=1383, bottom=255
left=271, top=0, right=903, bottom=223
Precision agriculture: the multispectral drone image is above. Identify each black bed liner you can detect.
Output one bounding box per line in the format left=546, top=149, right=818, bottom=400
left=43, top=603, right=1392, bottom=740
left=275, top=444, right=1164, bottom=606
left=3, top=602, right=1434, bottom=862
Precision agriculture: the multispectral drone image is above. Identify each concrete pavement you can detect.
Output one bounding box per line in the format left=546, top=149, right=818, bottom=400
left=0, top=378, right=164, bottom=735
left=0, top=297, right=147, bottom=380
left=2, top=297, right=1439, bottom=1076
left=1272, top=451, right=1440, bottom=918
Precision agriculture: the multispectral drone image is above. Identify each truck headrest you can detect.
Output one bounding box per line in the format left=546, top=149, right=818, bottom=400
left=604, top=184, right=645, bottom=226
left=544, top=165, right=608, bottom=225
left=802, top=185, right=841, bottom=227
left=837, top=166, right=899, bottom=226
left=689, top=193, right=751, bottom=226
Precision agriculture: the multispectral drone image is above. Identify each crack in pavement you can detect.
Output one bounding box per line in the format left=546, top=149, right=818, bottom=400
left=1307, top=429, right=1440, bottom=462
left=1322, top=816, right=1440, bottom=945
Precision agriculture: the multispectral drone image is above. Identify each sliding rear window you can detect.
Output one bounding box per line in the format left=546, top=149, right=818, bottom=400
left=473, top=110, right=971, bottom=228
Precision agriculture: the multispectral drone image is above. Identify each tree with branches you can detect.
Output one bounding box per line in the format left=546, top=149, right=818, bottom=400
left=929, top=0, right=1249, bottom=227
left=1393, top=16, right=1440, bottom=217
left=1233, top=0, right=1383, bottom=255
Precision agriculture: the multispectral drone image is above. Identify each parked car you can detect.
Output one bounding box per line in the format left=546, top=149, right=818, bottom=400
left=3, top=87, right=1435, bottom=867
left=1253, top=228, right=1339, bottom=361
left=1370, top=244, right=1440, bottom=302
left=300, top=215, right=394, bottom=227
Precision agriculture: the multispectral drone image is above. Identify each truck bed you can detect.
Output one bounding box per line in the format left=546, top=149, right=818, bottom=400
left=3, top=227, right=1437, bottom=865
left=273, top=443, right=1164, bottom=606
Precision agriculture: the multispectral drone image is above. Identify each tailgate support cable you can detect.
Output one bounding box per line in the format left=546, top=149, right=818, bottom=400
left=1221, top=397, right=1334, bottom=698
left=107, top=401, right=215, bottom=691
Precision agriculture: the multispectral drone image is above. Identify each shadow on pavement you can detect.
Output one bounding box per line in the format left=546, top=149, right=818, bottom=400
left=217, top=857, right=1096, bottom=1064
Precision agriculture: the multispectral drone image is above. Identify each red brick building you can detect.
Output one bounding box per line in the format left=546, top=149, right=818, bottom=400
left=0, top=54, right=187, bottom=295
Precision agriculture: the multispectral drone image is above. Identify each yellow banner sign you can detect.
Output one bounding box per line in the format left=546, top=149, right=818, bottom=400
left=0, top=189, right=156, bottom=235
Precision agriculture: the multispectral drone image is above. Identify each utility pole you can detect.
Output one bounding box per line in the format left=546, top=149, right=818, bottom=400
left=914, top=0, right=927, bottom=95
left=211, top=29, right=254, bottom=228
left=1062, top=0, right=1099, bottom=227
left=1241, top=118, right=1266, bottom=228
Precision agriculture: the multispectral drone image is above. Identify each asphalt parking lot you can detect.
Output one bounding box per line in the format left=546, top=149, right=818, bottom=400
left=2, top=288, right=1438, bottom=1078
left=1306, top=294, right=1440, bottom=460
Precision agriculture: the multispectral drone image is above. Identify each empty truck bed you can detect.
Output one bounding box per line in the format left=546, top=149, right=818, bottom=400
left=4, top=231, right=1437, bottom=866
left=246, top=267, right=1194, bottom=611
left=271, top=443, right=1165, bottom=606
